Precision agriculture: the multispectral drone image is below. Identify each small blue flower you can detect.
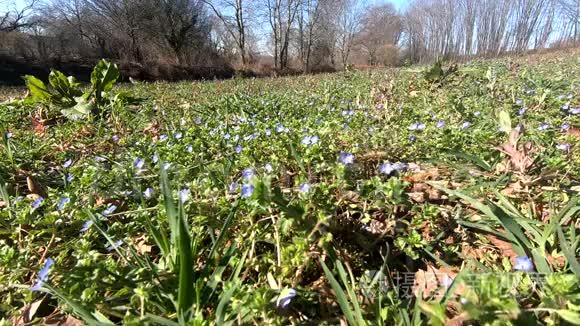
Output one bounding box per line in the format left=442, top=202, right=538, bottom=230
left=112, top=135, right=119, bottom=143
left=461, top=121, right=471, bottom=129
left=195, top=117, right=203, bottom=125
left=556, top=143, right=570, bottom=151
left=301, top=135, right=319, bottom=146
left=31, top=197, right=44, bottom=209
left=265, top=129, right=272, bottom=136
left=339, top=152, right=354, bottom=165
left=66, top=173, right=74, bottom=182
left=235, top=144, right=243, bottom=153
left=106, top=239, right=124, bottom=252
left=102, top=204, right=117, bottom=216
left=379, top=162, right=406, bottom=175
left=163, top=162, right=171, bottom=170
left=538, top=123, right=550, bottom=131
left=80, top=219, right=93, bottom=232
left=514, top=256, right=534, bottom=272
left=143, top=187, right=154, bottom=199
left=134, top=158, right=145, bottom=170
left=276, top=124, right=288, bottom=133
left=276, top=288, right=297, bottom=308
left=186, top=145, right=193, bottom=153
left=228, top=182, right=239, bottom=193
left=179, top=188, right=190, bottom=203
left=159, top=134, right=168, bottom=141
left=241, top=184, right=254, bottom=198
left=57, top=197, right=70, bottom=211
left=63, top=159, right=73, bottom=168
left=561, top=123, right=570, bottom=132
left=436, top=120, right=446, bottom=128
left=515, top=99, right=523, bottom=106
left=242, top=168, right=255, bottom=180
left=152, top=154, right=159, bottom=164
left=570, top=107, right=580, bottom=114
left=5, top=131, right=12, bottom=139
left=408, top=122, right=426, bottom=131
left=408, top=135, right=416, bottom=142
left=264, top=163, right=273, bottom=173
left=31, top=257, right=54, bottom=291
left=174, top=132, right=183, bottom=140
left=299, top=183, right=311, bottom=193
left=95, top=156, right=106, bottom=162
left=518, top=107, right=527, bottom=116
left=474, top=111, right=481, bottom=117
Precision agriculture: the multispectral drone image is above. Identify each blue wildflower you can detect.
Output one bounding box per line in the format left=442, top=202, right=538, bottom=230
left=561, top=123, right=570, bottom=132
left=5, top=131, right=12, bottom=139
left=80, top=219, right=93, bottom=232
left=461, top=121, right=471, bottom=129
left=339, top=152, right=354, bottom=165
left=299, top=183, right=311, bottom=193
left=112, top=135, right=119, bottom=143
left=143, top=187, right=154, bottom=199
left=301, top=135, right=319, bottom=146
left=106, top=239, right=124, bottom=252
left=63, top=159, right=73, bottom=168
left=102, top=204, right=117, bottom=216
left=570, top=107, right=580, bottom=114
left=31, top=197, right=44, bottom=209
left=31, top=258, right=54, bottom=291
left=66, top=173, right=74, bottom=182
left=159, top=134, right=168, bottom=141
left=408, top=122, right=426, bottom=131
left=95, top=156, right=106, bottom=162
left=241, top=184, right=254, bottom=198
left=134, top=158, right=145, bottom=170
left=195, top=117, right=203, bottom=125
left=538, top=123, right=549, bottom=131
left=179, top=188, right=190, bottom=203
left=264, top=163, right=273, bottom=173
left=518, top=107, right=527, bottom=116
left=174, top=132, right=183, bottom=140
left=57, top=197, right=70, bottom=211
left=152, top=154, right=159, bottom=164
left=186, top=145, right=193, bottom=153
left=408, top=135, right=416, bottom=142
left=276, top=288, right=297, bottom=309
left=515, top=99, right=523, bottom=106
left=436, top=120, right=446, bottom=128
left=514, top=256, right=534, bottom=272
left=265, top=129, right=272, bottom=136
left=235, top=144, right=243, bottom=153
left=556, top=143, right=570, bottom=151
left=242, top=168, right=255, bottom=180
left=228, top=182, right=239, bottom=193
left=224, top=133, right=231, bottom=140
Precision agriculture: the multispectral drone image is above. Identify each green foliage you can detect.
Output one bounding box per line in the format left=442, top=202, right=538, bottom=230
left=23, top=59, right=124, bottom=120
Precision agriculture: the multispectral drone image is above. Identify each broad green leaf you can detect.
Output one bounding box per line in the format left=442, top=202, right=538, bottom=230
left=23, top=75, right=51, bottom=102
left=60, top=97, right=92, bottom=120
left=498, top=110, right=511, bottom=133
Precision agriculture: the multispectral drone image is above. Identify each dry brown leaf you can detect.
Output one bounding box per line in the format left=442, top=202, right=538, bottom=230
left=413, top=265, right=463, bottom=299
left=44, top=314, right=83, bottom=326
left=487, top=235, right=518, bottom=261
left=497, top=129, right=535, bottom=174
left=26, top=175, right=47, bottom=197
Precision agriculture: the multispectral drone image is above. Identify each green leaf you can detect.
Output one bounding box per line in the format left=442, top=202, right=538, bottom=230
left=91, top=59, right=120, bottom=103
left=23, top=75, right=51, bottom=102
left=556, top=309, right=580, bottom=324
left=557, top=227, right=580, bottom=276
left=320, top=260, right=357, bottom=326
left=498, top=110, right=512, bottom=133
left=61, top=97, right=92, bottom=120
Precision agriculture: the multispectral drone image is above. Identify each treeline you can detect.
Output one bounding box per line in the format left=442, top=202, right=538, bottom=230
left=0, top=0, right=578, bottom=81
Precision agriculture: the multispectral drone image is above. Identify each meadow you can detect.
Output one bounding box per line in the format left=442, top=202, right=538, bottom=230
left=0, top=49, right=578, bottom=325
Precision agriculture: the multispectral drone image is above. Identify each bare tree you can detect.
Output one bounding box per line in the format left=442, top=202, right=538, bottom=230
left=357, top=3, right=401, bottom=65
left=203, top=0, right=251, bottom=65
left=263, top=0, right=301, bottom=70
left=0, top=0, right=37, bottom=32
left=335, top=0, right=361, bottom=68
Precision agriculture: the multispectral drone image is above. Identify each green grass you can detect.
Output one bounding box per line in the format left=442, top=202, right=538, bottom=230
left=0, top=49, right=579, bottom=325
